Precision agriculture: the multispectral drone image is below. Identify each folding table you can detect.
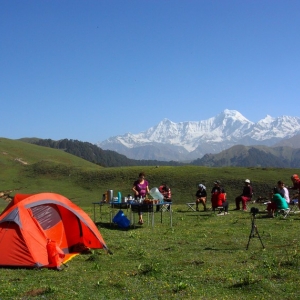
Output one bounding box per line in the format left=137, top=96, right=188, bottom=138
left=130, top=201, right=173, bottom=228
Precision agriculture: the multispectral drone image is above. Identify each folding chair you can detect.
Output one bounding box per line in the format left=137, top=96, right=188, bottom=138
left=160, top=203, right=170, bottom=212
left=289, top=200, right=300, bottom=214
left=186, top=202, right=196, bottom=211
left=186, top=193, right=198, bottom=212
left=277, top=208, right=291, bottom=219
left=213, top=206, right=226, bottom=215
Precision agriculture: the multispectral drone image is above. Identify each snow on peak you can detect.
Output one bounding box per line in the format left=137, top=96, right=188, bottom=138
left=98, top=109, right=300, bottom=154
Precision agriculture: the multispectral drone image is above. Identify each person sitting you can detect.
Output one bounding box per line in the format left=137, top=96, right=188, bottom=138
left=277, top=180, right=290, bottom=204
left=234, top=179, right=253, bottom=211
left=156, top=184, right=172, bottom=212
left=195, top=184, right=207, bottom=211
left=211, top=180, right=229, bottom=215
left=266, top=187, right=289, bottom=217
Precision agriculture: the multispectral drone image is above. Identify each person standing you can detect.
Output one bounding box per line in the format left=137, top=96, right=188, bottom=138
left=234, top=179, right=253, bottom=211
left=195, top=184, right=207, bottom=211
left=132, top=172, right=150, bottom=224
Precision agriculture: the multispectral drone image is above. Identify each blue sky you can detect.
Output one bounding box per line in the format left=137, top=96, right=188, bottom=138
left=1, top=0, right=300, bottom=144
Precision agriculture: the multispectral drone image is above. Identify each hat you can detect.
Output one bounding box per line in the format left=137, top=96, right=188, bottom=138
left=214, top=180, right=221, bottom=185
left=291, top=174, right=299, bottom=180
left=198, top=184, right=206, bottom=190
left=245, top=179, right=250, bottom=183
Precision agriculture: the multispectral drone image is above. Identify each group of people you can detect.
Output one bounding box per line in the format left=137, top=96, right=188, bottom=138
left=132, top=172, right=172, bottom=224
left=195, top=180, right=229, bottom=215
left=265, top=174, right=300, bottom=218
left=131, top=171, right=300, bottom=223
left=195, top=173, right=300, bottom=217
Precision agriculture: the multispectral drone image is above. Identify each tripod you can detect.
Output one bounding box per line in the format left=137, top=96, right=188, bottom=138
left=246, top=214, right=265, bottom=250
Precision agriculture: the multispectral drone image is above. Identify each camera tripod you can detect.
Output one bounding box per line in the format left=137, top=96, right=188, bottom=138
left=246, top=214, right=265, bottom=250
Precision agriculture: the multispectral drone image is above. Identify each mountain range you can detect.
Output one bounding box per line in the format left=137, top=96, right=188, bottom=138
left=98, top=109, right=300, bottom=161
left=191, top=144, right=300, bottom=168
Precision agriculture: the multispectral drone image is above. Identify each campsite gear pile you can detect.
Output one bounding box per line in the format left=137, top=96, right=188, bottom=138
left=0, top=193, right=110, bottom=270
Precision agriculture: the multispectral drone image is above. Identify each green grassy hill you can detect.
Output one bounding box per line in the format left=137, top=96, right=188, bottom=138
left=0, top=138, right=299, bottom=211
left=1, top=139, right=300, bottom=299
left=0, top=138, right=102, bottom=209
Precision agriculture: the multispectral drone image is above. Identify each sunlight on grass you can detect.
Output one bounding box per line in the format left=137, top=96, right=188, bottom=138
left=2, top=204, right=299, bottom=299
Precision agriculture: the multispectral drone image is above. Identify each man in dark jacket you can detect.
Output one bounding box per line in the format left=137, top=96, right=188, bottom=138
left=195, top=184, right=207, bottom=211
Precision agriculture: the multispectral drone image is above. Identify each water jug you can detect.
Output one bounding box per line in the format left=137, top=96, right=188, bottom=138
left=149, top=187, right=164, bottom=202
left=107, top=190, right=113, bottom=202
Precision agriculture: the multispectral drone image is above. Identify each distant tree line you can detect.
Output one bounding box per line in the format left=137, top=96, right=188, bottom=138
left=32, top=139, right=183, bottom=167
left=28, top=138, right=300, bottom=168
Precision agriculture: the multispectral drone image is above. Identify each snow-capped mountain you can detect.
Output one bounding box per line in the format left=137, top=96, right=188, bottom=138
left=98, top=109, right=300, bottom=161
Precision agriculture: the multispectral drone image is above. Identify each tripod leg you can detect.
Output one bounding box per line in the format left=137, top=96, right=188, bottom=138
left=254, top=226, right=265, bottom=249
left=246, top=224, right=255, bottom=250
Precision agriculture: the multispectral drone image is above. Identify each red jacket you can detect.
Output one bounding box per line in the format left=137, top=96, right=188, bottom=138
left=211, top=192, right=226, bottom=207
left=159, top=185, right=171, bottom=200
left=292, top=179, right=300, bottom=192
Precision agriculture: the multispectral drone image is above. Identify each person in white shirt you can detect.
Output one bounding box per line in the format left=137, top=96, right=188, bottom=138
left=277, top=180, right=290, bottom=203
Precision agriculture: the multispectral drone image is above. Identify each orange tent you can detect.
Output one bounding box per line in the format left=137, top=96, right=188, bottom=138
left=0, top=193, right=109, bottom=269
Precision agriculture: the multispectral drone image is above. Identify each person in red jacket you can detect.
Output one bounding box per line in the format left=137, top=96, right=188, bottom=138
left=289, top=174, right=300, bottom=208
left=211, top=180, right=229, bottom=215
left=234, top=179, right=253, bottom=211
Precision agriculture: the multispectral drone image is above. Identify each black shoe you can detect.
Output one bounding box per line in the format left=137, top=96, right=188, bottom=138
left=233, top=208, right=240, bottom=211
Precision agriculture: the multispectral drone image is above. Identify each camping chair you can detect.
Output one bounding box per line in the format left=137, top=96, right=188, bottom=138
left=212, top=205, right=225, bottom=215
left=186, top=194, right=196, bottom=211
left=276, top=208, right=291, bottom=219
left=186, top=202, right=196, bottom=211
left=159, top=202, right=171, bottom=212
left=289, top=199, right=300, bottom=214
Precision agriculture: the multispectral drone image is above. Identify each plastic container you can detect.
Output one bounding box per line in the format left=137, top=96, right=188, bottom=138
left=149, top=187, right=164, bottom=202
left=117, top=192, right=122, bottom=203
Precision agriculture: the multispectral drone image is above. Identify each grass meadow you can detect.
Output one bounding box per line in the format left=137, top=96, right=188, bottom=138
left=1, top=138, right=300, bottom=299
left=0, top=203, right=300, bottom=300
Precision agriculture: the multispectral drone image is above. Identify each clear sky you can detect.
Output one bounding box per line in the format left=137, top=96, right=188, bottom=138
left=1, top=0, right=300, bottom=144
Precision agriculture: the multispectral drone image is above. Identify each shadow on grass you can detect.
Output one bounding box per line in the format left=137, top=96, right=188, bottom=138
left=95, top=221, right=144, bottom=231
left=229, top=279, right=261, bottom=289
left=179, top=211, right=216, bottom=217
left=203, top=247, right=243, bottom=251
